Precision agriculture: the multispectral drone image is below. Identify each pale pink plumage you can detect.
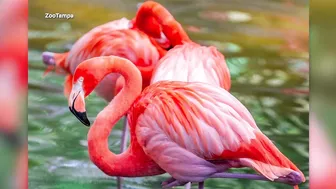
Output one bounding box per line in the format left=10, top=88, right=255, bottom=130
left=68, top=55, right=305, bottom=188
left=43, top=17, right=167, bottom=101
left=65, top=18, right=162, bottom=101
left=150, top=43, right=231, bottom=90
left=67, top=18, right=159, bottom=72
left=132, top=81, right=305, bottom=184
left=133, top=1, right=231, bottom=92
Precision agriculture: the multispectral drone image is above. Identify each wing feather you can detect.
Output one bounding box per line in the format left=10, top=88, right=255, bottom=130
left=136, top=82, right=257, bottom=159
left=134, top=81, right=304, bottom=182
left=150, top=43, right=231, bottom=91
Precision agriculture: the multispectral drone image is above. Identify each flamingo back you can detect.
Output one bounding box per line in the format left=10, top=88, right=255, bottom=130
left=150, top=43, right=231, bottom=91
left=133, top=81, right=304, bottom=183
left=65, top=18, right=161, bottom=101
left=67, top=19, right=160, bottom=73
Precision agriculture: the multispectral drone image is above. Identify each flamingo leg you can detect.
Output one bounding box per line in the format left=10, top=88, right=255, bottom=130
left=198, top=181, right=204, bottom=189
left=120, top=116, right=129, bottom=153
left=161, top=177, right=176, bottom=185
left=184, top=182, right=191, bottom=189
left=117, top=116, right=129, bottom=189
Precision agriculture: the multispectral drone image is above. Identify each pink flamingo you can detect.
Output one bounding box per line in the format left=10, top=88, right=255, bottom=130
left=132, top=1, right=231, bottom=91
left=133, top=3, right=231, bottom=187
left=42, top=17, right=169, bottom=99
left=42, top=16, right=169, bottom=189
left=68, top=56, right=305, bottom=189
left=121, top=2, right=229, bottom=188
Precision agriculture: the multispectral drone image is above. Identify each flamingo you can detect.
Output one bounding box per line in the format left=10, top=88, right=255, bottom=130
left=41, top=13, right=173, bottom=188
left=68, top=56, right=305, bottom=189
left=132, top=1, right=231, bottom=91
left=42, top=17, right=169, bottom=100
left=132, top=3, right=231, bottom=187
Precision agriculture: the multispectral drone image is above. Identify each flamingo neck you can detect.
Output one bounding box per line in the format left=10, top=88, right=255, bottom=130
left=135, top=1, right=191, bottom=46
left=86, top=56, right=163, bottom=176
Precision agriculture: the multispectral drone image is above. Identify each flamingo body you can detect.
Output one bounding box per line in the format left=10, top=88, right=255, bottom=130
left=67, top=19, right=161, bottom=72
left=133, top=1, right=231, bottom=91
left=44, top=17, right=169, bottom=189
left=151, top=43, right=231, bottom=90
left=67, top=27, right=162, bottom=101
left=43, top=17, right=166, bottom=101
left=133, top=81, right=304, bottom=183
left=69, top=56, right=305, bottom=188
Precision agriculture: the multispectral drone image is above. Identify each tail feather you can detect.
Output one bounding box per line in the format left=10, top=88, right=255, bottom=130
left=239, top=158, right=293, bottom=180
left=253, top=132, right=305, bottom=182
left=221, top=131, right=305, bottom=185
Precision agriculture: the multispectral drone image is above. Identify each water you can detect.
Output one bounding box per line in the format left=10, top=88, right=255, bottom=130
left=28, top=0, right=309, bottom=188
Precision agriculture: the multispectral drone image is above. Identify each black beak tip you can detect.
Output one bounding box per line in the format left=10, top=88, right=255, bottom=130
left=69, top=107, right=91, bottom=127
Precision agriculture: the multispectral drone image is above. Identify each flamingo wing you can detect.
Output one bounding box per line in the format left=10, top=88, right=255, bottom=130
left=134, top=81, right=304, bottom=182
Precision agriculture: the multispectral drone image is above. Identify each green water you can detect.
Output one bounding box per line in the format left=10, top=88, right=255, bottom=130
left=28, top=0, right=309, bottom=188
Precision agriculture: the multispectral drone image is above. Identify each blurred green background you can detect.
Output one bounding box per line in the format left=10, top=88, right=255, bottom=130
left=310, top=0, right=336, bottom=188
left=28, top=0, right=309, bottom=188
left=311, top=0, right=336, bottom=145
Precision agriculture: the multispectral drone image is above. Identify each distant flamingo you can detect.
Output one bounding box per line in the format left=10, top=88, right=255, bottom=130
left=42, top=17, right=169, bottom=99
left=68, top=56, right=305, bottom=189
left=42, top=16, right=169, bottom=189
left=134, top=3, right=231, bottom=187
left=133, top=1, right=231, bottom=91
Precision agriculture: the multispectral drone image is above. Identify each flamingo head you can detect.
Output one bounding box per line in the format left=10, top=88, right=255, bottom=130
left=68, top=66, right=99, bottom=127
left=68, top=76, right=90, bottom=126
left=42, top=52, right=69, bottom=76
left=68, top=57, right=114, bottom=126
left=131, top=3, right=173, bottom=50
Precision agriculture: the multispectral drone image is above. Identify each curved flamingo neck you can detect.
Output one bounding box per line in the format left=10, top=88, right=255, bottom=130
left=134, top=1, right=191, bottom=46
left=82, top=56, right=162, bottom=176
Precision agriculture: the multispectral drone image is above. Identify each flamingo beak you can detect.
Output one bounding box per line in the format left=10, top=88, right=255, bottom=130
left=42, top=52, right=56, bottom=66
left=42, top=52, right=56, bottom=77
left=68, top=81, right=90, bottom=126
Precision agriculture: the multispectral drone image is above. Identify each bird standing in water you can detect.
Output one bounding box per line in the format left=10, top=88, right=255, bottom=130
left=42, top=15, right=170, bottom=189
left=68, top=56, right=305, bottom=189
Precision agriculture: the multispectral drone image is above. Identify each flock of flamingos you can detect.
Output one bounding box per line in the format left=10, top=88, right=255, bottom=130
left=41, top=1, right=305, bottom=189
